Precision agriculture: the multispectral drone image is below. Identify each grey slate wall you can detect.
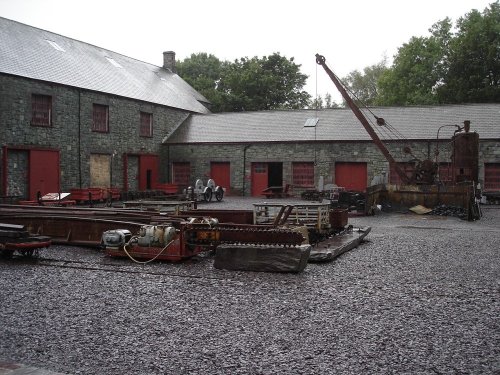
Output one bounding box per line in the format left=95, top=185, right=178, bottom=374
left=0, top=74, right=189, bottom=195
left=167, top=138, right=498, bottom=196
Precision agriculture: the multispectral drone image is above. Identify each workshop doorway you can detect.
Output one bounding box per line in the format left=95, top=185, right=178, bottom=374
left=251, top=162, right=283, bottom=196
left=138, top=155, right=159, bottom=191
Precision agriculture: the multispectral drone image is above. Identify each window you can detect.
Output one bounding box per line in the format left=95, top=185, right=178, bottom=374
left=253, top=163, right=267, bottom=174
left=172, top=162, right=190, bottom=186
left=45, top=40, right=65, bottom=52
left=105, top=56, right=122, bottom=68
left=31, top=94, right=52, bottom=127
left=304, top=118, right=319, bottom=127
left=140, top=112, right=153, bottom=137
left=292, top=162, right=315, bottom=186
left=92, top=104, right=109, bottom=132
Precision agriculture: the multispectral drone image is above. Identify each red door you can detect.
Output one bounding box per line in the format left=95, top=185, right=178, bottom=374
left=484, top=163, right=500, bottom=191
left=29, top=150, right=60, bottom=200
left=139, top=155, right=159, bottom=190
left=251, top=163, right=268, bottom=197
left=335, top=162, right=367, bottom=192
left=210, top=162, right=230, bottom=195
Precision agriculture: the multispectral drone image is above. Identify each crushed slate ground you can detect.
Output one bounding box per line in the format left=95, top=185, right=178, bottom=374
left=0, top=198, right=499, bottom=374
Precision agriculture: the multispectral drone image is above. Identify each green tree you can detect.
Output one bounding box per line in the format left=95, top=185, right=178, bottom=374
left=342, top=58, right=388, bottom=106
left=177, top=52, right=311, bottom=112
left=310, top=96, right=324, bottom=109
left=437, top=2, right=500, bottom=103
left=376, top=2, right=499, bottom=105
left=377, top=19, right=452, bottom=106
left=324, top=93, right=332, bottom=108
left=309, top=94, right=340, bottom=109
left=176, top=53, right=226, bottom=111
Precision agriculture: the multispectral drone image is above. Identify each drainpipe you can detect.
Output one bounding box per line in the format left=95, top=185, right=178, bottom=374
left=78, top=90, right=82, bottom=188
left=166, top=145, right=170, bottom=183
left=242, top=144, right=251, bottom=196
left=123, top=153, right=128, bottom=192
left=2, top=146, right=7, bottom=196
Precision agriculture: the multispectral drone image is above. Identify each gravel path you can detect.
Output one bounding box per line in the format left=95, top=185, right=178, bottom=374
left=1, top=199, right=499, bottom=374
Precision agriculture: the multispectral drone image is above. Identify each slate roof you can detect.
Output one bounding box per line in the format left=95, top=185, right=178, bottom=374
left=0, top=17, right=210, bottom=114
left=165, top=103, right=500, bottom=144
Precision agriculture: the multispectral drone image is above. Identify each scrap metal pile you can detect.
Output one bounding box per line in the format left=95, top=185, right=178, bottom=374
left=316, top=53, right=483, bottom=221
left=0, top=201, right=370, bottom=272
left=0, top=222, right=51, bottom=258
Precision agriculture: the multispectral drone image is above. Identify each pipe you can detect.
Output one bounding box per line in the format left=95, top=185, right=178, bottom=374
left=78, top=90, right=82, bottom=188
left=242, top=144, right=251, bottom=196
left=2, top=146, right=7, bottom=196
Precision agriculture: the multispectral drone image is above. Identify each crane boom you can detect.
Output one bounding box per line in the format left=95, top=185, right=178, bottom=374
left=315, top=54, right=411, bottom=184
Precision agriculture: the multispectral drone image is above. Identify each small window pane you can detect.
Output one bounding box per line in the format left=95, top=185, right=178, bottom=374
left=92, top=104, right=109, bottom=132
left=304, top=118, right=319, bottom=127
left=31, top=94, right=52, bottom=127
left=140, top=112, right=153, bottom=137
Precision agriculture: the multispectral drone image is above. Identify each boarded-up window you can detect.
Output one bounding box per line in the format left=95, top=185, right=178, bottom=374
left=140, top=112, right=153, bottom=137
left=90, top=154, right=110, bottom=188
left=92, top=104, right=109, bottom=132
left=389, top=162, right=415, bottom=184
left=292, top=162, right=314, bottom=187
left=172, top=162, right=190, bottom=186
left=31, top=94, right=52, bottom=127
left=484, top=163, right=500, bottom=191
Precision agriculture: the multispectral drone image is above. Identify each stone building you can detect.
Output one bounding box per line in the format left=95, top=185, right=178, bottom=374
left=1, top=17, right=499, bottom=201
left=0, top=17, right=209, bottom=200
left=165, top=105, right=500, bottom=196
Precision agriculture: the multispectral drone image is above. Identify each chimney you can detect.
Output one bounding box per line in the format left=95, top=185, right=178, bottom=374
left=163, top=51, right=176, bottom=73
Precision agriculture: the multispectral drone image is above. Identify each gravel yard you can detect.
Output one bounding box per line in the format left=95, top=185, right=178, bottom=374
left=1, top=198, right=499, bottom=374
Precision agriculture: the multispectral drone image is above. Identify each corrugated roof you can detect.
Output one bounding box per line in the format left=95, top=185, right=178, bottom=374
left=165, top=103, right=500, bottom=144
left=0, top=17, right=210, bottom=114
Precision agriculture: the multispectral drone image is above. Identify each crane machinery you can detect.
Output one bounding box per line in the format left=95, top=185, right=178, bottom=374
left=315, top=54, right=481, bottom=220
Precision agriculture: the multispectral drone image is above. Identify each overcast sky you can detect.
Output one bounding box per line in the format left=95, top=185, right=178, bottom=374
left=0, top=0, right=493, bottom=103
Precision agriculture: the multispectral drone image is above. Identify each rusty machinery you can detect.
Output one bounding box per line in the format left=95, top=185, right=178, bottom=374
left=316, top=54, right=481, bottom=220
left=450, top=121, right=479, bottom=184
left=0, top=202, right=367, bottom=266
left=0, top=223, right=51, bottom=258
left=102, top=220, right=305, bottom=262
left=315, top=54, right=441, bottom=185
left=315, top=54, right=481, bottom=187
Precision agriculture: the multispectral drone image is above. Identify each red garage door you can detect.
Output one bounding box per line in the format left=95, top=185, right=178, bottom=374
left=172, top=162, right=190, bottom=190
left=29, top=149, right=60, bottom=200
left=210, top=162, right=230, bottom=195
left=484, top=163, right=500, bottom=191
left=335, top=162, right=367, bottom=192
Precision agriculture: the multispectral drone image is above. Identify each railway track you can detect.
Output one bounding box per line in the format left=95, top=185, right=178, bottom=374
left=0, top=253, right=238, bottom=281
